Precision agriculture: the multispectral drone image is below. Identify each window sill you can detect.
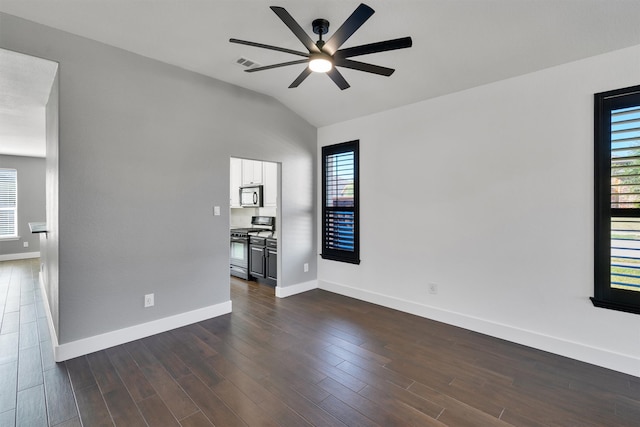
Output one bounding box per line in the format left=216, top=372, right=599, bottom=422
left=321, top=253, right=361, bottom=265
left=0, top=236, right=20, bottom=242
left=590, top=297, right=640, bottom=315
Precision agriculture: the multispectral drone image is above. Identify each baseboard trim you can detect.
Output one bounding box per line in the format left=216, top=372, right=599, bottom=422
left=276, top=280, right=318, bottom=298
left=318, top=279, right=640, bottom=378
left=52, top=300, right=232, bottom=362
left=0, top=251, right=40, bottom=261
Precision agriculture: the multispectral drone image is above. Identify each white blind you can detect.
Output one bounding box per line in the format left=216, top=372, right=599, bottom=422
left=0, top=169, right=17, bottom=237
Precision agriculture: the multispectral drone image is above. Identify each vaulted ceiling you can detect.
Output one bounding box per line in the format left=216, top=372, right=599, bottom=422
left=2, top=0, right=640, bottom=156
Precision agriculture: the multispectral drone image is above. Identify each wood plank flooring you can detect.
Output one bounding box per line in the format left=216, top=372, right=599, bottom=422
left=0, top=259, right=80, bottom=427
left=3, top=258, right=640, bottom=426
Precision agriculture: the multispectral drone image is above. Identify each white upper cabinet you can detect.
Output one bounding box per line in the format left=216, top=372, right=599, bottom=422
left=242, top=159, right=263, bottom=185
left=230, top=158, right=277, bottom=208
left=263, top=161, right=277, bottom=207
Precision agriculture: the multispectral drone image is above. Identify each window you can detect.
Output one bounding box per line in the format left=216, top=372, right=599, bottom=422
left=0, top=169, right=18, bottom=238
left=593, top=84, right=640, bottom=314
left=322, top=140, right=360, bottom=264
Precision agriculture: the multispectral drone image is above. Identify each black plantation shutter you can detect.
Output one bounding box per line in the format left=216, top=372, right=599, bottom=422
left=611, top=105, right=640, bottom=209
left=610, top=105, right=640, bottom=292
left=322, top=140, right=360, bottom=264
left=593, top=85, right=640, bottom=314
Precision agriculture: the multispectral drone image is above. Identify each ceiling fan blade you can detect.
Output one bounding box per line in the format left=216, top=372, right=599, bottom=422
left=323, top=3, right=375, bottom=55
left=327, top=68, right=351, bottom=90
left=334, top=37, right=413, bottom=59
left=229, top=38, right=309, bottom=58
left=335, top=58, right=395, bottom=76
left=289, top=68, right=312, bottom=88
left=245, top=59, right=309, bottom=73
left=270, top=6, right=320, bottom=53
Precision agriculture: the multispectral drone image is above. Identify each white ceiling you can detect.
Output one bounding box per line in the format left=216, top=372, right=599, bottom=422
left=0, top=48, right=57, bottom=157
left=2, top=0, right=640, bottom=156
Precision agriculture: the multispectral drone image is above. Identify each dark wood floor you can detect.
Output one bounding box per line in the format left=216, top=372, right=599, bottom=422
left=2, top=259, right=640, bottom=426
left=0, top=259, right=80, bottom=427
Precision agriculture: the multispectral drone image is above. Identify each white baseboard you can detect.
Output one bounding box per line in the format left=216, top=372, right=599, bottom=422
left=38, top=270, right=232, bottom=362
left=276, top=280, right=318, bottom=298
left=44, top=296, right=232, bottom=362
left=318, top=279, right=640, bottom=378
left=0, top=251, right=40, bottom=261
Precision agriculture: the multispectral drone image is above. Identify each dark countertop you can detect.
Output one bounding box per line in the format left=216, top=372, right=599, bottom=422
left=254, top=231, right=276, bottom=238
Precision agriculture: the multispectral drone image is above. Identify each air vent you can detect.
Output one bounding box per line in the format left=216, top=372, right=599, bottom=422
left=235, top=57, right=261, bottom=69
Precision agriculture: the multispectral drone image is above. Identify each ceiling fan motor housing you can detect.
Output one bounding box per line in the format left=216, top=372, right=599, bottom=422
left=312, top=19, right=330, bottom=36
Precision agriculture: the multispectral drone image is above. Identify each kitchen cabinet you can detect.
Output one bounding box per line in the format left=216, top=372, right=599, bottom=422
left=230, top=158, right=242, bottom=207
left=263, top=161, right=277, bottom=207
left=249, top=237, right=265, bottom=278
left=230, top=158, right=277, bottom=208
left=242, top=159, right=263, bottom=185
left=266, top=238, right=277, bottom=283
left=249, top=236, right=277, bottom=286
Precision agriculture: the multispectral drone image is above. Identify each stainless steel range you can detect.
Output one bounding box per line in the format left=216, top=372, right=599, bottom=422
left=230, top=216, right=275, bottom=280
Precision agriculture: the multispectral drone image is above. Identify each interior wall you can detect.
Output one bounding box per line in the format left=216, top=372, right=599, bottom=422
left=0, top=154, right=45, bottom=256
left=0, top=13, right=316, bottom=348
left=43, top=70, right=59, bottom=335
left=318, top=44, right=640, bottom=377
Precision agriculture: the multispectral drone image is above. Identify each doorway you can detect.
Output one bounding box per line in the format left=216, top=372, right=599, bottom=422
left=229, top=157, right=280, bottom=291
left=0, top=48, right=59, bottom=333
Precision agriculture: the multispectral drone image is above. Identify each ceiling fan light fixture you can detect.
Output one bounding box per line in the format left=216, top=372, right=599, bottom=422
left=229, top=4, right=412, bottom=89
left=308, top=53, right=333, bottom=73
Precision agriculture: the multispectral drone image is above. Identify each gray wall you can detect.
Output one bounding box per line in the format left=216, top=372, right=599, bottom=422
left=0, top=13, right=317, bottom=345
left=0, top=154, right=45, bottom=256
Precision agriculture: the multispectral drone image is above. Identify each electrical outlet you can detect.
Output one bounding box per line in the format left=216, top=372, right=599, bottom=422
left=23, top=241, right=29, bottom=248
left=428, top=283, right=438, bottom=295
left=144, top=293, right=154, bottom=308
left=304, top=263, right=309, bottom=273
left=213, top=206, right=221, bottom=216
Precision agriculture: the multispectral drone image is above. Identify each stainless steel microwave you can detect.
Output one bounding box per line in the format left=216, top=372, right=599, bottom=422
left=240, top=185, right=263, bottom=207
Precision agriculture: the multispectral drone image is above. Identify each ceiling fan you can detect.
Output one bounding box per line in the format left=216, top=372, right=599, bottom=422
left=229, top=3, right=412, bottom=90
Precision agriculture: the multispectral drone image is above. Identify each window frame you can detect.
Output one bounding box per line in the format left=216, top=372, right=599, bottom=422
left=0, top=168, right=18, bottom=239
left=593, top=84, right=640, bottom=315
left=321, top=140, right=360, bottom=264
